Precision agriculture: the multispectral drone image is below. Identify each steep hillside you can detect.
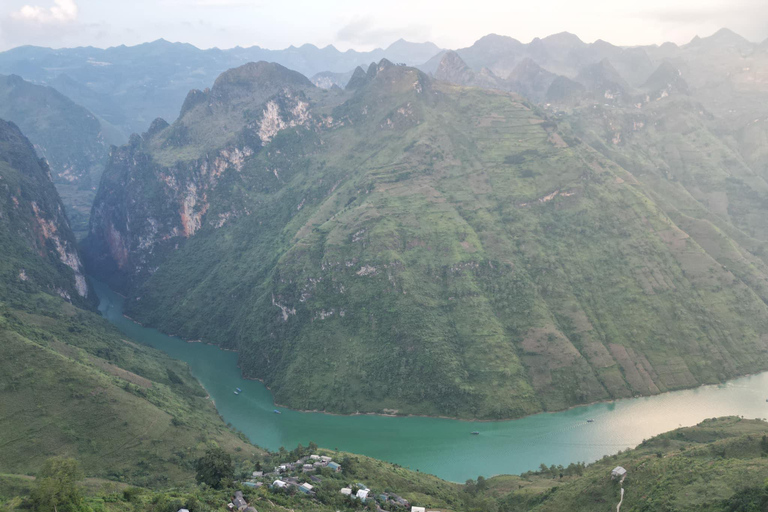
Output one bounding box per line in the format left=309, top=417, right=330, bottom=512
left=84, top=61, right=768, bottom=419
left=0, top=119, right=89, bottom=306
left=0, top=121, right=261, bottom=486
left=0, top=75, right=109, bottom=238
left=0, top=295, right=260, bottom=487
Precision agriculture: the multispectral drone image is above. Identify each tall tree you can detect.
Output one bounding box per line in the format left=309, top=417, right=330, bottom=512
left=30, top=458, right=84, bottom=512
left=194, top=447, right=234, bottom=489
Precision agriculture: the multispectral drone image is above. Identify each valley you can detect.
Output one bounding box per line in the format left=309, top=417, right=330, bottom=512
left=95, top=277, right=768, bottom=483
left=3, top=18, right=768, bottom=512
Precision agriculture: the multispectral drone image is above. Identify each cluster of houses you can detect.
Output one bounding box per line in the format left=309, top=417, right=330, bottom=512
left=233, top=453, right=432, bottom=511
left=270, top=454, right=341, bottom=476
left=339, top=483, right=423, bottom=510
left=227, top=491, right=257, bottom=512
left=237, top=453, right=343, bottom=499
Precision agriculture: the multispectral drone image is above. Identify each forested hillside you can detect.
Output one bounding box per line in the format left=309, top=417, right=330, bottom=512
left=83, top=59, right=768, bottom=419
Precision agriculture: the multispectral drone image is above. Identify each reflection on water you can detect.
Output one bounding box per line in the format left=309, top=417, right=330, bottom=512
left=94, top=279, right=768, bottom=482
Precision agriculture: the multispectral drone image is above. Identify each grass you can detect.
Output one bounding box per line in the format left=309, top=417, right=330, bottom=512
left=0, top=294, right=264, bottom=488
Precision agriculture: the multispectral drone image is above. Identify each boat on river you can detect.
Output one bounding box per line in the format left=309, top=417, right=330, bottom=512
left=587, top=419, right=594, bottom=423
left=274, top=409, right=282, bottom=414
left=471, top=431, right=480, bottom=435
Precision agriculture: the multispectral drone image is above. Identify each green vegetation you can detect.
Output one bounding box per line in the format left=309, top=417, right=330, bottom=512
left=86, top=60, right=768, bottom=419
left=0, top=121, right=262, bottom=488
left=5, top=417, right=768, bottom=512
left=194, top=449, right=233, bottom=489
left=0, top=75, right=110, bottom=238
left=0, top=119, right=90, bottom=308
left=29, top=458, right=86, bottom=512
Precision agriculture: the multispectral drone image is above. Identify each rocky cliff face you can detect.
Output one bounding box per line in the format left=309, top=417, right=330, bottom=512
left=83, top=62, right=330, bottom=292
left=0, top=119, right=89, bottom=305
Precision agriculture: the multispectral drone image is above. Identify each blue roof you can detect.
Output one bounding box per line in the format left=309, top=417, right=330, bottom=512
left=328, top=462, right=340, bottom=469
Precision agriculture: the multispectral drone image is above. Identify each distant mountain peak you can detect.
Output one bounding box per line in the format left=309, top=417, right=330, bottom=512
left=542, top=31, right=585, bottom=48
left=710, top=27, right=748, bottom=41
left=434, top=50, right=474, bottom=84
left=575, top=58, right=631, bottom=97
left=211, top=61, right=313, bottom=98
left=641, top=60, right=689, bottom=96
left=691, top=28, right=752, bottom=49
left=345, top=66, right=369, bottom=90
left=385, top=38, right=440, bottom=51
left=508, top=57, right=544, bottom=76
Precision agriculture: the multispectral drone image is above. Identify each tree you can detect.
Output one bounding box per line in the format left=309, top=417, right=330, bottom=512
left=195, top=447, right=234, bottom=489
left=30, top=458, right=85, bottom=512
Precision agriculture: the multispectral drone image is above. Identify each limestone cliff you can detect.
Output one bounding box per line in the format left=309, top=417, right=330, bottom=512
left=0, top=119, right=90, bottom=305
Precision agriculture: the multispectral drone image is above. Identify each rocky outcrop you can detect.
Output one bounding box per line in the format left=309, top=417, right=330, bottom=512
left=641, top=61, right=690, bottom=100
left=0, top=119, right=90, bottom=304
left=83, top=62, right=318, bottom=292
left=434, top=51, right=504, bottom=90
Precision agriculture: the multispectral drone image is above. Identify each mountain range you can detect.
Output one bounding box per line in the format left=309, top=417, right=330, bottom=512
left=81, top=34, right=768, bottom=419
left=0, top=39, right=442, bottom=139
left=3, top=24, right=768, bottom=512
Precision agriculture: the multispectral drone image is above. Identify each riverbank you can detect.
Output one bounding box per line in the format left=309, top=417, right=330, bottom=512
left=93, top=279, right=768, bottom=482
left=121, top=315, right=761, bottom=424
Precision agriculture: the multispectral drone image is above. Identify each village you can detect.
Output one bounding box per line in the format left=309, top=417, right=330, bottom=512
left=220, top=452, right=439, bottom=512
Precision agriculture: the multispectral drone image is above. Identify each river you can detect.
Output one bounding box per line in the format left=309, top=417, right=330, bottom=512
left=94, top=279, right=768, bottom=482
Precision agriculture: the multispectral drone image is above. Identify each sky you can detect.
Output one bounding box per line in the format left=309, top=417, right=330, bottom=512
left=0, top=0, right=767, bottom=52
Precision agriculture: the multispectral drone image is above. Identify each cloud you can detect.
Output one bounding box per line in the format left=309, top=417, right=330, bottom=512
left=630, top=0, right=768, bottom=41
left=336, top=16, right=430, bottom=48
left=160, top=0, right=260, bottom=7
left=10, top=0, right=78, bottom=24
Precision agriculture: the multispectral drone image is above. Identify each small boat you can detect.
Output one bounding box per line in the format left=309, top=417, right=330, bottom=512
left=236, top=388, right=242, bottom=393
left=234, top=390, right=240, bottom=395
left=274, top=409, right=282, bottom=414
left=471, top=431, right=480, bottom=435
left=587, top=419, right=594, bottom=423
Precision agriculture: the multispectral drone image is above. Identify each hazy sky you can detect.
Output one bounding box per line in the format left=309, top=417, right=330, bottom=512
left=1, top=0, right=767, bottom=52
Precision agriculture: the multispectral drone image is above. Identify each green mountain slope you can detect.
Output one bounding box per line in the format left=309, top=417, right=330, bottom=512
left=0, top=119, right=89, bottom=306
left=0, top=296, right=260, bottom=487
left=0, top=121, right=261, bottom=486
left=0, top=75, right=110, bottom=238
left=83, top=61, right=768, bottom=419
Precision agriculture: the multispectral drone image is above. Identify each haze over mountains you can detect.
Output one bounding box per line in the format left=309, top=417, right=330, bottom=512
left=3, top=26, right=768, bottom=419
left=0, top=39, right=442, bottom=139
left=5, top=20, right=768, bottom=512
left=55, top=25, right=768, bottom=419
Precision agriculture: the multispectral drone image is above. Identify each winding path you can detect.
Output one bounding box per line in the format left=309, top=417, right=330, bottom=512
left=616, top=475, right=626, bottom=512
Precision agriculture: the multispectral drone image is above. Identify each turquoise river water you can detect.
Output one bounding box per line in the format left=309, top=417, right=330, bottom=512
left=94, top=280, right=768, bottom=482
